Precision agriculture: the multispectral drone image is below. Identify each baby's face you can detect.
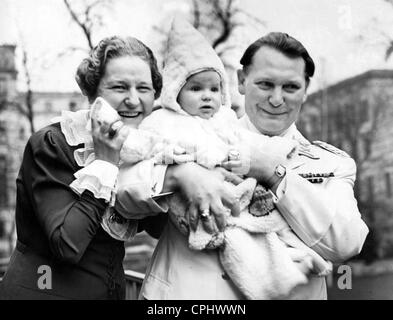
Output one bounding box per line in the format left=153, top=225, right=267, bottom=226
left=177, top=71, right=222, bottom=119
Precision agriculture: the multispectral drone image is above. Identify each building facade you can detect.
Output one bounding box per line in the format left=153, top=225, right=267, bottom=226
left=0, top=45, right=87, bottom=261
left=299, top=70, right=393, bottom=260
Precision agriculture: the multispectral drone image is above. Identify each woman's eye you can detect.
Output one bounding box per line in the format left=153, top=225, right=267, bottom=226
left=112, top=85, right=126, bottom=91
left=138, top=86, right=152, bottom=92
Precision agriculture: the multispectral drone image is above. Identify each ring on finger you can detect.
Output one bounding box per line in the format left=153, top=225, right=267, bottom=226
left=200, top=209, right=210, bottom=220
left=228, top=149, right=240, bottom=161
left=108, top=127, right=117, bottom=138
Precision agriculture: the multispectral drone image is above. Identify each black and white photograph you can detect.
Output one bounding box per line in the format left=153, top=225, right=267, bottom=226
left=0, top=0, right=392, bottom=302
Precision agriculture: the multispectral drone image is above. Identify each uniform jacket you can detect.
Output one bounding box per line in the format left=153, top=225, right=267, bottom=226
left=116, top=117, right=369, bottom=300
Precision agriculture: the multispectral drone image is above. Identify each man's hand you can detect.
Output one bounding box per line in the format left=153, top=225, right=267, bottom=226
left=166, top=163, right=240, bottom=233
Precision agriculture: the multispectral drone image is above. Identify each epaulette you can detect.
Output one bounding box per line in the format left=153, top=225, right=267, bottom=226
left=312, top=140, right=350, bottom=158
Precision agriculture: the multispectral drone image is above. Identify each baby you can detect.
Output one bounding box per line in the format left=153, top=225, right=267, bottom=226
left=70, top=17, right=332, bottom=299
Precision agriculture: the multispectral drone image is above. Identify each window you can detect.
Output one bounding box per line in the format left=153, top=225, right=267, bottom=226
left=386, top=173, right=392, bottom=198
left=45, top=101, right=53, bottom=112
left=0, top=155, right=8, bottom=208
left=367, top=176, right=374, bottom=202
left=0, top=122, right=6, bottom=144
left=0, top=78, right=6, bottom=95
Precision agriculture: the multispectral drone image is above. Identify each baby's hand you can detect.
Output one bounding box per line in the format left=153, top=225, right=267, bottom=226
left=221, top=148, right=250, bottom=175
left=154, top=145, right=195, bottom=165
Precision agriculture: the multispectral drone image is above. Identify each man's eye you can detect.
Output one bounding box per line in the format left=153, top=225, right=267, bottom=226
left=284, top=84, right=301, bottom=92
left=257, top=82, right=273, bottom=89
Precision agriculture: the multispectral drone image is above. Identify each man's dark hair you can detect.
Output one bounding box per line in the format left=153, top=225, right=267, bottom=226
left=240, top=32, right=315, bottom=85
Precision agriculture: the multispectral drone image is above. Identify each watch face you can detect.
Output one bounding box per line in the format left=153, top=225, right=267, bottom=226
left=276, top=165, right=286, bottom=177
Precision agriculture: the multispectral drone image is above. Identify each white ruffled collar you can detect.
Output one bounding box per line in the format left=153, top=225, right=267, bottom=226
left=52, top=109, right=95, bottom=167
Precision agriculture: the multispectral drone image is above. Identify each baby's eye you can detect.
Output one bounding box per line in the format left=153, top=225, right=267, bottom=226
left=211, top=87, right=220, bottom=92
left=190, top=86, right=201, bottom=91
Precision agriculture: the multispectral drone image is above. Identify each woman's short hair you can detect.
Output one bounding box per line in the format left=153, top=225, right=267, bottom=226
left=76, top=36, right=162, bottom=101
left=240, top=32, right=315, bottom=86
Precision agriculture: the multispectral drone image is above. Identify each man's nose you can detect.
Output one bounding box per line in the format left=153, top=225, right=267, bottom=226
left=269, top=88, right=284, bottom=107
left=125, top=88, right=139, bottom=106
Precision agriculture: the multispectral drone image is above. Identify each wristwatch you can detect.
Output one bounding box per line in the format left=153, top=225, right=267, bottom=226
left=275, top=164, right=286, bottom=178
left=267, top=164, right=286, bottom=188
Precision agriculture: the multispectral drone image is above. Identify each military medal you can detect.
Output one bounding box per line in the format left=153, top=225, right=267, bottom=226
left=298, top=172, right=335, bottom=183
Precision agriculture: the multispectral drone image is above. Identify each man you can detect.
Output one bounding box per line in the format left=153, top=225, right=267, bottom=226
left=114, top=32, right=368, bottom=300
left=235, top=32, right=369, bottom=299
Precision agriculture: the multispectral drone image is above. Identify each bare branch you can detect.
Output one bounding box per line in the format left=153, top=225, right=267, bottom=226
left=63, top=0, right=94, bottom=49
left=239, top=9, right=266, bottom=27
left=385, top=42, right=393, bottom=60
left=211, top=0, right=234, bottom=49
left=191, top=0, right=201, bottom=29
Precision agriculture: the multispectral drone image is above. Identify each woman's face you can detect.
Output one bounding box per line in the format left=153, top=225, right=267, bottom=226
left=96, top=55, right=155, bottom=128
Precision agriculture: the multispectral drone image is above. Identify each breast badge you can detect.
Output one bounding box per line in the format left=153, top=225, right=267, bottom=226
left=298, top=172, right=335, bottom=183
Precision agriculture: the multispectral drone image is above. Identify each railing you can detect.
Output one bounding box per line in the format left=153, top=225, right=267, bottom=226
left=124, top=269, right=145, bottom=300
left=0, top=260, right=145, bottom=300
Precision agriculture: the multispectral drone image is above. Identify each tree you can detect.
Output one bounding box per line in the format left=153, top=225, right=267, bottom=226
left=63, top=0, right=113, bottom=50
left=384, top=0, right=393, bottom=60
left=190, top=0, right=265, bottom=61
left=20, top=44, right=35, bottom=134
left=154, top=0, right=265, bottom=67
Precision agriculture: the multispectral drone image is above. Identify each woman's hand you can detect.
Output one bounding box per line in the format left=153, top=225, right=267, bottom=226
left=165, top=163, right=240, bottom=233
left=91, top=117, right=130, bottom=166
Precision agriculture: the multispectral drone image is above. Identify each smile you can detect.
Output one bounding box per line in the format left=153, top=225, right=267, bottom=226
left=118, top=111, right=142, bottom=118
left=261, top=109, right=287, bottom=116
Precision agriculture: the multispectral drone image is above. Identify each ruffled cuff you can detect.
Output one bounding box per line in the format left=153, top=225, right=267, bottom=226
left=70, top=160, right=119, bottom=202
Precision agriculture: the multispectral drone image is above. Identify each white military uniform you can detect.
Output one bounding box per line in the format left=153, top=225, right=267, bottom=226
left=237, top=115, right=369, bottom=299
left=115, top=115, right=368, bottom=300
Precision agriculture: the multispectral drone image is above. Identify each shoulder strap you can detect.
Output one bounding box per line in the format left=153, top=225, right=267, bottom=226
left=312, top=140, right=350, bottom=158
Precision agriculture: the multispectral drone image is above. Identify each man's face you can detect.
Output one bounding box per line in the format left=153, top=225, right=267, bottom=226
left=237, top=46, right=308, bottom=136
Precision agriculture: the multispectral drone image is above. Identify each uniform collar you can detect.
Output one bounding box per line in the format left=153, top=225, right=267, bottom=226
left=238, top=114, right=310, bottom=146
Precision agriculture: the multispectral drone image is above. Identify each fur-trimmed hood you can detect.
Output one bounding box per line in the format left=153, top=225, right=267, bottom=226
left=160, top=16, right=231, bottom=115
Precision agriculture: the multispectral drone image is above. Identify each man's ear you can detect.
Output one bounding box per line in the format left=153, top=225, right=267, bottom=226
left=237, top=69, right=246, bottom=95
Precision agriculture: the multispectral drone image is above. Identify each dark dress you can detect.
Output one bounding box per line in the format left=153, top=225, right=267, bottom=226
left=1, top=123, right=127, bottom=299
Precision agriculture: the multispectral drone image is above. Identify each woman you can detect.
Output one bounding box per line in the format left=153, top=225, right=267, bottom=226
left=0, top=36, right=165, bottom=299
